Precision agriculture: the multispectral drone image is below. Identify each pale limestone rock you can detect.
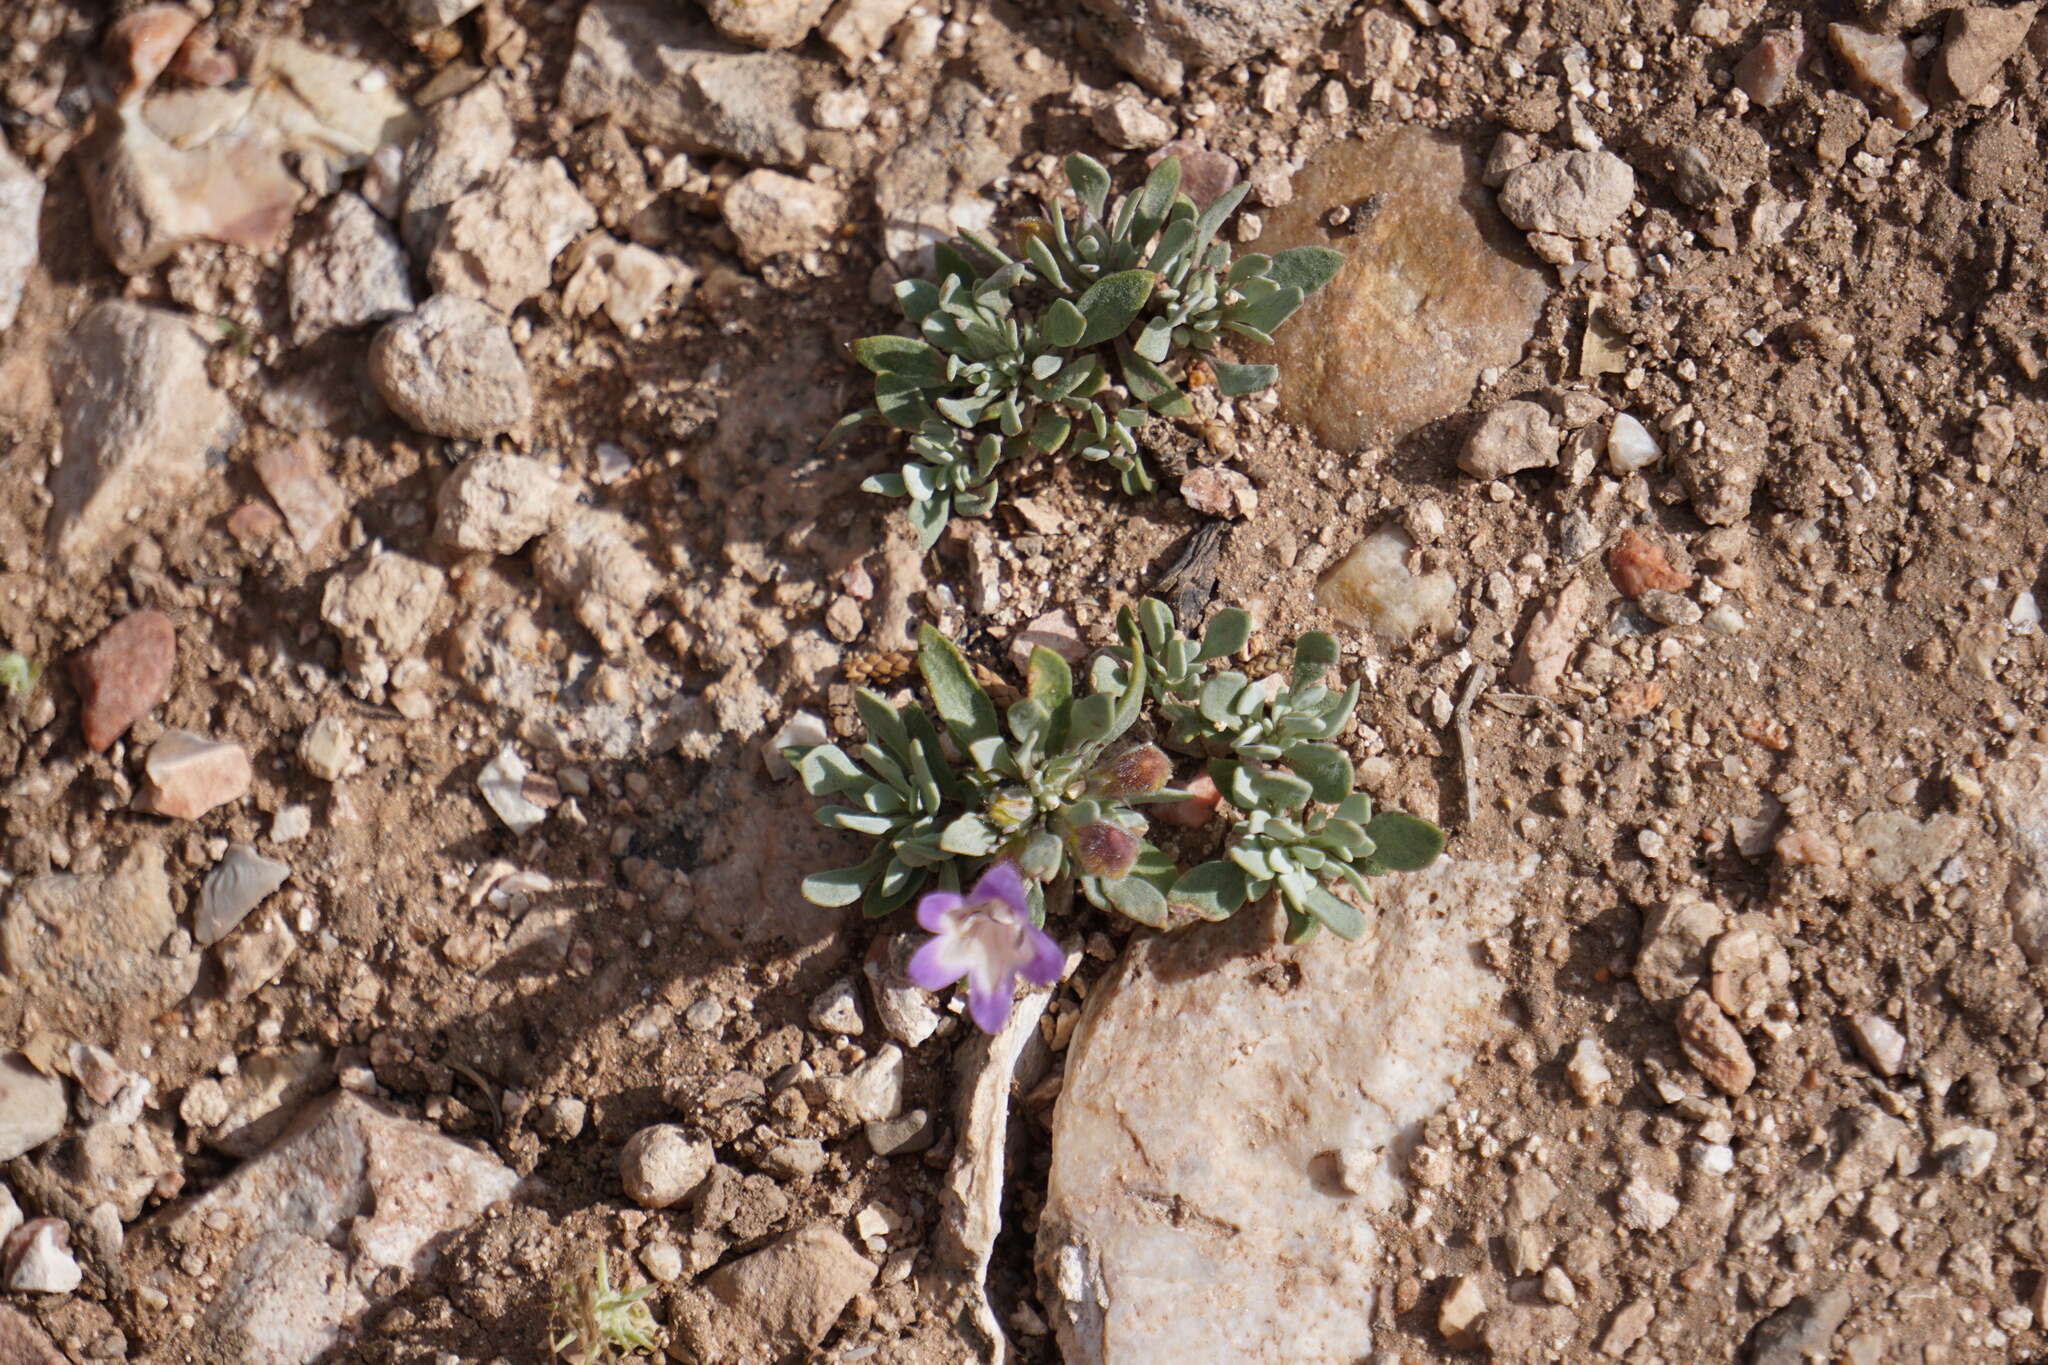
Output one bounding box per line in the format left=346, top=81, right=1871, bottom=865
left=561, top=235, right=689, bottom=329
left=1252, top=130, right=1548, bottom=450
left=369, top=295, right=531, bottom=439
left=0, top=146, right=41, bottom=333
left=50, top=302, right=240, bottom=562
left=428, top=158, right=597, bottom=312
left=1080, top=0, right=1353, bottom=93
left=0, top=1054, right=65, bottom=1161
left=560, top=0, right=809, bottom=166
left=1509, top=577, right=1589, bottom=698
left=1849, top=1013, right=1907, bottom=1076
left=1498, top=151, right=1635, bottom=239
left=435, top=454, right=570, bottom=555
left=1992, top=749, right=2048, bottom=962
left=532, top=510, right=661, bottom=654
left=288, top=192, right=413, bottom=344
left=1316, top=523, right=1457, bottom=642
left=1633, top=891, right=1725, bottom=1002
left=252, top=440, right=348, bottom=554
left=818, top=0, right=920, bottom=63
left=1459, top=399, right=1559, bottom=479
left=1038, top=859, right=1531, bottom=1364
left=134, top=731, right=252, bottom=821
left=128, top=1092, right=518, bottom=1364
left=1, top=844, right=195, bottom=1033
left=702, top=0, right=832, bottom=48
left=722, top=169, right=846, bottom=267
left=400, top=81, right=514, bottom=255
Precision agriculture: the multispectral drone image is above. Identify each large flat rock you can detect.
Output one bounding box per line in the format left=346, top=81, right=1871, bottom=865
left=128, top=1091, right=520, bottom=1364
left=1038, top=858, right=1531, bottom=1364
left=1251, top=130, right=1550, bottom=451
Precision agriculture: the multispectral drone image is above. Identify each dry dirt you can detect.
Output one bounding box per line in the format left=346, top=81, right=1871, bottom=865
left=3, top=0, right=2048, bottom=1362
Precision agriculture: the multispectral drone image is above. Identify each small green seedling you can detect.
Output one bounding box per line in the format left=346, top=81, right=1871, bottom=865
left=833, top=154, right=1344, bottom=547
left=0, top=652, right=37, bottom=699
left=549, top=1247, right=660, bottom=1363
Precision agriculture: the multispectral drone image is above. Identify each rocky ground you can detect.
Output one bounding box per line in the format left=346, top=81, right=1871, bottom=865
left=1, top=0, right=2046, bottom=1361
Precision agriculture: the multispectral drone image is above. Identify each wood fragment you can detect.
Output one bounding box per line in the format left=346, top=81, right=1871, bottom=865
left=1451, top=661, right=1493, bottom=825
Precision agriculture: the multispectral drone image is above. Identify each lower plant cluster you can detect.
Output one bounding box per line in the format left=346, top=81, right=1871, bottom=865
left=789, top=599, right=1444, bottom=948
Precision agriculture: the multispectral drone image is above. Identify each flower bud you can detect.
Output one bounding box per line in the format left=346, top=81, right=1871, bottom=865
left=1090, top=744, right=1172, bottom=799
left=1018, top=830, right=1064, bottom=881
left=1068, top=821, right=1139, bottom=880
left=987, top=788, right=1035, bottom=830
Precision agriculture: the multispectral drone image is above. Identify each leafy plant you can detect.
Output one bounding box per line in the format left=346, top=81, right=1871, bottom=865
left=832, top=154, right=1344, bottom=547
left=0, top=652, right=38, bottom=699
left=791, top=600, right=1444, bottom=946
left=549, top=1247, right=660, bottom=1363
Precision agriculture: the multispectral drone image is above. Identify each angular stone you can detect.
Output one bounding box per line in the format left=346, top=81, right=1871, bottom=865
left=703, top=0, right=832, bottom=48
left=1439, top=1274, right=1489, bottom=1347
left=1316, top=522, right=1458, bottom=642
left=561, top=234, right=689, bottom=330
left=320, top=550, right=448, bottom=687
left=288, top=193, right=413, bottom=344
left=560, top=0, right=809, bottom=167
left=50, top=302, right=239, bottom=561
left=69, top=609, right=175, bottom=752
left=1147, top=142, right=1239, bottom=207
left=816, top=0, right=918, bottom=60
left=1736, top=31, right=1802, bottom=105
left=1993, top=750, right=2048, bottom=962
left=722, top=169, right=846, bottom=267
left=1509, top=577, right=1590, bottom=698
left=1828, top=24, right=1929, bottom=130
left=436, top=453, right=570, bottom=555
left=4, top=1219, right=80, bottom=1294
left=1038, top=860, right=1530, bottom=1364
left=128, top=1092, right=519, bottom=1364
left=1095, top=94, right=1175, bottom=151
left=135, top=730, right=253, bottom=820
left=1, top=844, right=193, bottom=1031
left=1608, top=528, right=1692, bottom=598
left=76, top=105, right=299, bottom=275
left=219, top=920, right=297, bottom=1002
left=1251, top=131, right=1549, bottom=451
left=1848, top=1013, right=1907, bottom=1077
left=1498, top=151, right=1636, bottom=239
left=698, top=1224, right=876, bottom=1357
left=1676, top=991, right=1755, bottom=1096
left=1633, top=891, right=1725, bottom=1002
left=0, top=145, right=40, bottom=333
left=1081, top=0, right=1352, bottom=92
left=1748, top=1288, right=1851, bottom=1365
left=104, top=6, right=198, bottom=104
left=400, top=81, right=515, bottom=256
left=1709, top=914, right=1789, bottom=1026
left=196, top=844, right=291, bottom=946
left=1938, top=4, right=2040, bottom=102
left=1459, top=399, right=1559, bottom=479
left=428, top=158, right=597, bottom=312
left=252, top=439, right=348, bottom=555
left=370, top=295, right=531, bottom=440
left=0, top=1053, right=66, bottom=1161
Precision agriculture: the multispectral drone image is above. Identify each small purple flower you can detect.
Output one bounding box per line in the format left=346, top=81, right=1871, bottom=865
left=906, top=861, right=1063, bottom=1034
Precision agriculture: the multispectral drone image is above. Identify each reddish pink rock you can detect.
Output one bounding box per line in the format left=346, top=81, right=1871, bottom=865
left=103, top=4, right=197, bottom=104
left=133, top=731, right=252, bottom=820
left=68, top=610, right=175, bottom=752
left=1154, top=770, right=1222, bottom=828
left=1734, top=31, right=1802, bottom=106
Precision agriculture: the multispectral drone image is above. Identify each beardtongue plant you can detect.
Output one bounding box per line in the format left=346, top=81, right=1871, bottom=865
left=788, top=600, right=1446, bottom=1030
left=829, top=153, right=1345, bottom=548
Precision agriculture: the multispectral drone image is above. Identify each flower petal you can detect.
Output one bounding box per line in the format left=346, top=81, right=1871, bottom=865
left=906, top=936, right=970, bottom=990
left=973, top=860, right=1029, bottom=916
left=1019, top=924, right=1065, bottom=985
left=915, top=890, right=966, bottom=933
left=965, top=978, right=1013, bottom=1034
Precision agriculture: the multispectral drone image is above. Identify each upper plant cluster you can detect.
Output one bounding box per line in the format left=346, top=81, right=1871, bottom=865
left=833, top=154, right=1344, bottom=547
left=789, top=599, right=1443, bottom=947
